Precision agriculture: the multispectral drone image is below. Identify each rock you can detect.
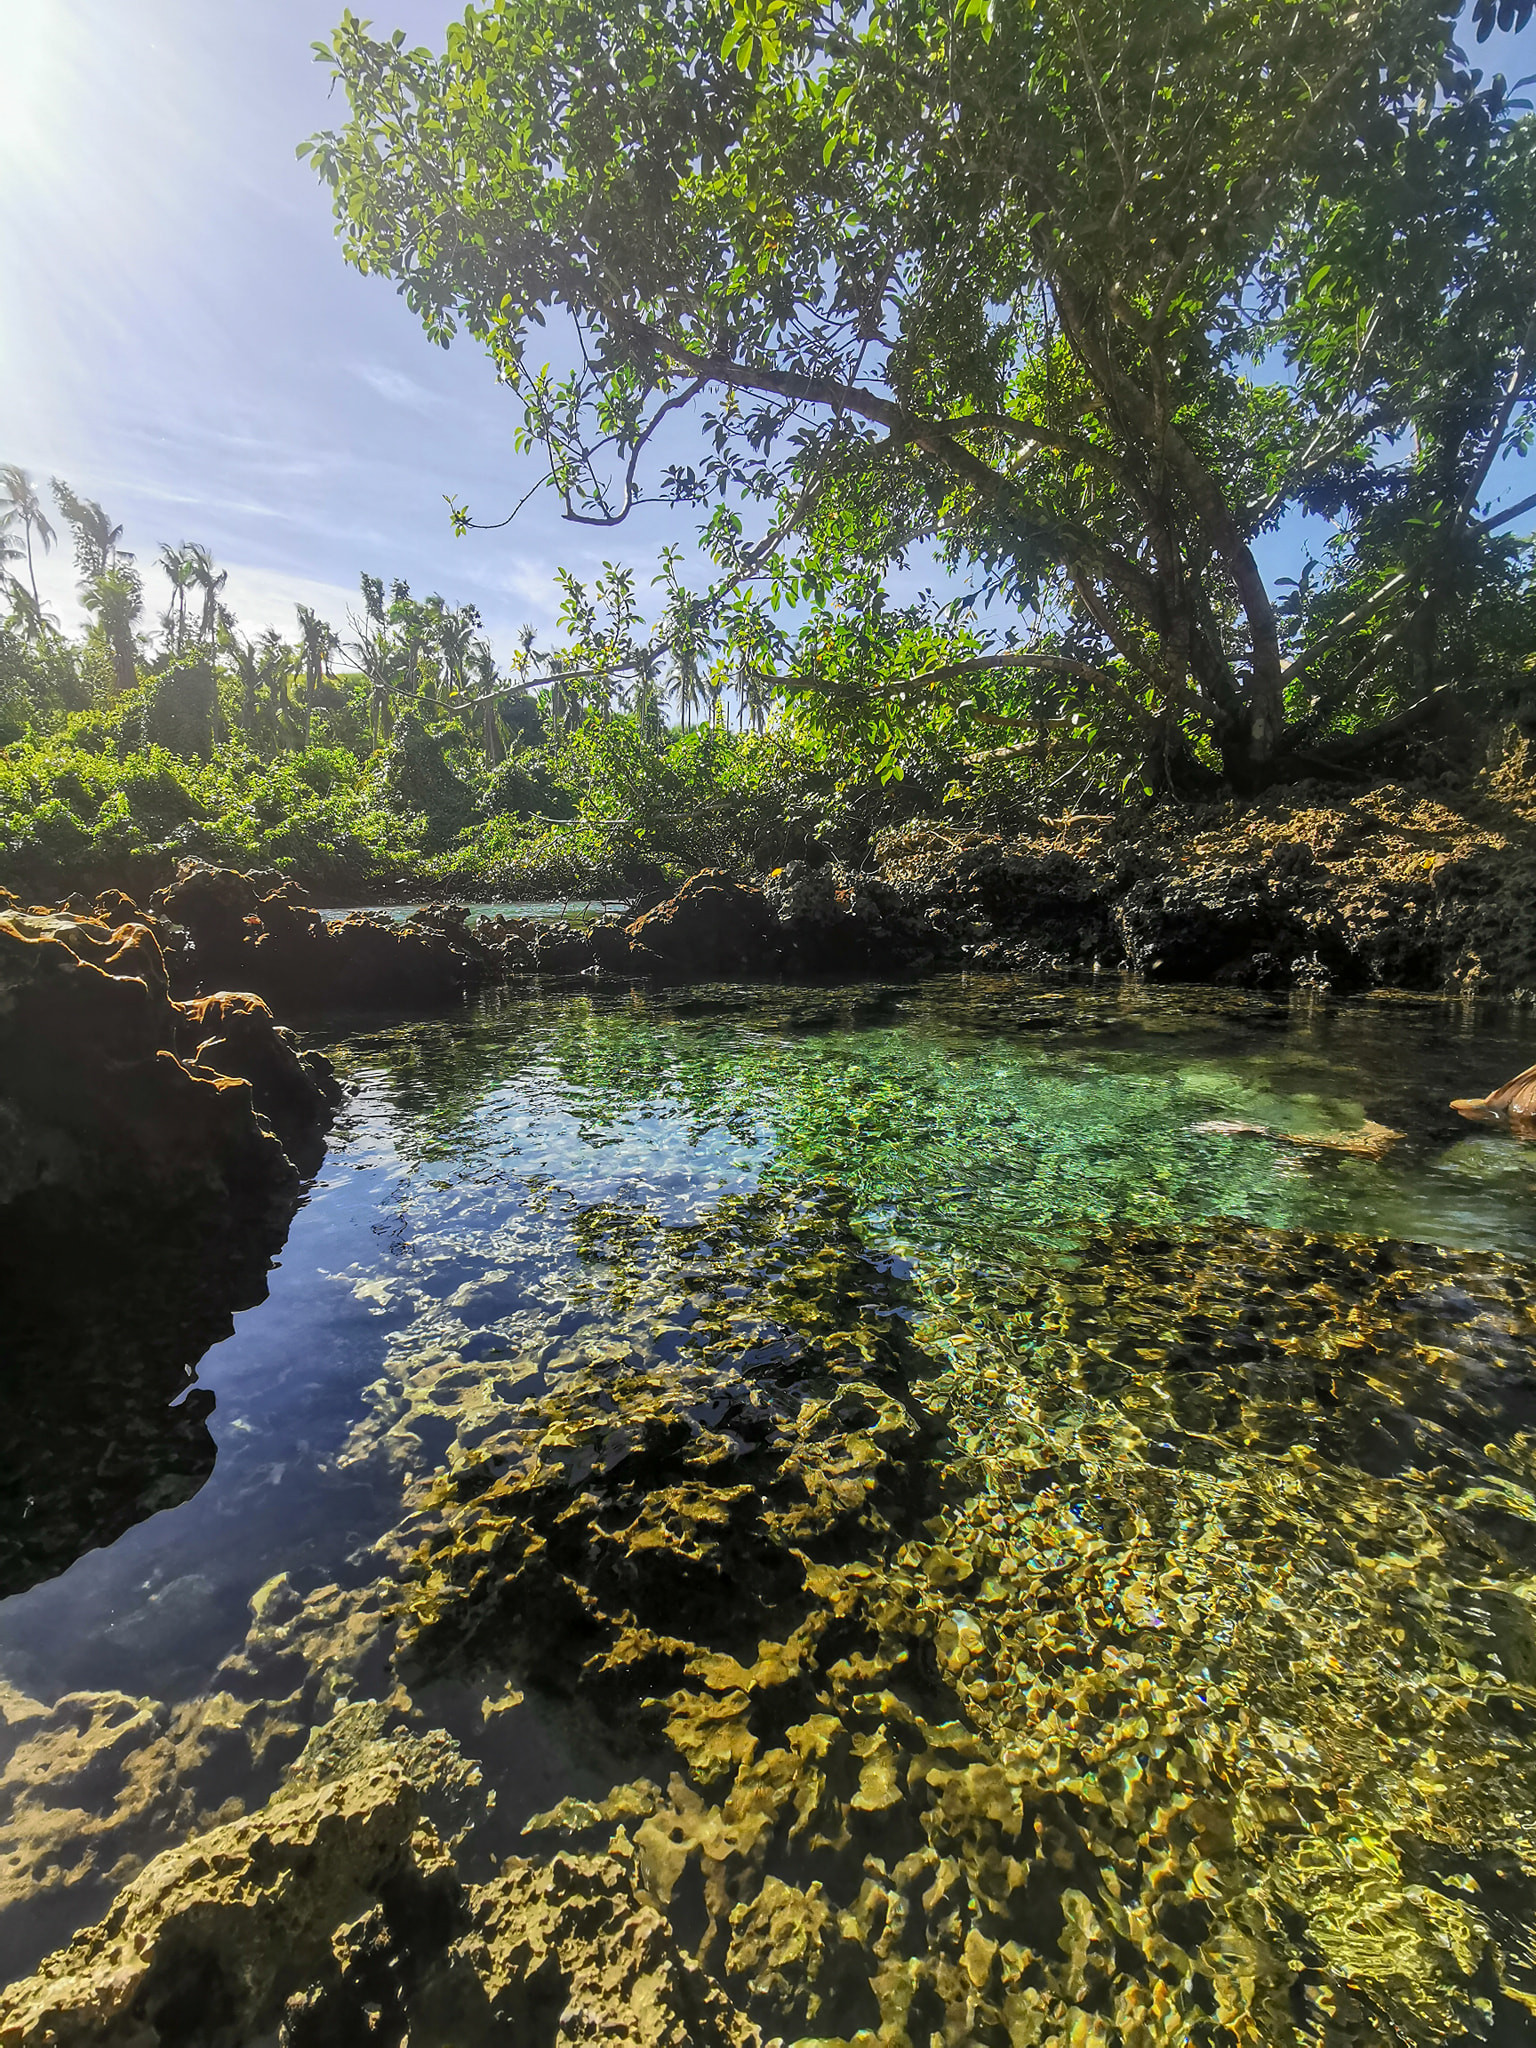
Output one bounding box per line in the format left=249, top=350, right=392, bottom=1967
left=0, top=908, right=341, bottom=1601
left=624, top=870, right=782, bottom=980
left=439, top=1849, right=756, bottom=2047
left=0, top=1759, right=457, bottom=2048
left=1113, top=869, right=1309, bottom=983
left=1451, top=1060, right=1536, bottom=1133
left=177, top=990, right=342, bottom=1169
left=398, top=1186, right=937, bottom=1706
left=150, top=862, right=492, bottom=1008
left=0, top=909, right=294, bottom=1219
left=602, top=864, right=938, bottom=983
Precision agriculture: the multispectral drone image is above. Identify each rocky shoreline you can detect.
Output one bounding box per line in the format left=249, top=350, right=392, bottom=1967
left=6, top=752, right=1533, bottom=1301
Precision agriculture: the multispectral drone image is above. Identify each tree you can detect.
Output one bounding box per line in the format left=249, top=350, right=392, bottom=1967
left=186, top=543, right=228, bottom=652
left=295, top=603, right=339, bottom=747
left=51, top=481, right=127, bottom=580
left=0, top=467, right=56, bottom=611
left=158, top=544, right=199, bottom=657
left=308, top=0, right=1536, bottom=789
left=52, top=481, right=140, bottom=694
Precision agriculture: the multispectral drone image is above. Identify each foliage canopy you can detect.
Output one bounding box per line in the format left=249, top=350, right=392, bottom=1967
left=306, top=0, right=1536, bottom=790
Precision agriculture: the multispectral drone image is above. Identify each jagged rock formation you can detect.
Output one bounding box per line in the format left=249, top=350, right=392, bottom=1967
left=149, top=863, right=494, bottom=1008
left=0, top=902, right=341, bottom=1601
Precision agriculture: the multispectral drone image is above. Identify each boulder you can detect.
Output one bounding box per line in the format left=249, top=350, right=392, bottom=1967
left=0, top=911, right=293, bottom=1218
left=1112, top=869, right=1312, bottom=984
left=177, top=990, right=343, bottom=1170
left=151, top=862, right=492, bottom=1008
left=624, top=869, right=781, bottom=980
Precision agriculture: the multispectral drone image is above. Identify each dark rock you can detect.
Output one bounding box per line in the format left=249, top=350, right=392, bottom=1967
left=1112, top=870, right=1312, bottom=983
left=625, top=870, right=782, bottom=980
left=0, top=909, right=295, bottom=1219
left=0, top=908, right=342, bottom=1602
left=151, top=861, right=491, bottom=1009
left=177, top=989, right=343, bottom=1171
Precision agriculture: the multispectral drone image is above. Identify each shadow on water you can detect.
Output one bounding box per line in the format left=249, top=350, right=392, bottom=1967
left=4, top=974, right=1536, bottom=2038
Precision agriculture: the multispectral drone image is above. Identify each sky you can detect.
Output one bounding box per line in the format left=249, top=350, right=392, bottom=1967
left=1, top=1, right=1533, bottom=662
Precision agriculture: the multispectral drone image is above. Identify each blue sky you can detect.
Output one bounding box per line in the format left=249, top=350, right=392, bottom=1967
left=1, top=1, right=1532, bottom=661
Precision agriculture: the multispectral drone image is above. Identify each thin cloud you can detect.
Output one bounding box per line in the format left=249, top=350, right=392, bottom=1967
left=353, top=363, right=443, bottom=411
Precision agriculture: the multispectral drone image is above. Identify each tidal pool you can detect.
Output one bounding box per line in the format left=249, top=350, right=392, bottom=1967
left=5, top=975, right=1536, bottom=2042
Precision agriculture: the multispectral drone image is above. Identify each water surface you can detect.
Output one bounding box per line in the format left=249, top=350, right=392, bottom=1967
left=5, top=975, right=1536, bottom=2035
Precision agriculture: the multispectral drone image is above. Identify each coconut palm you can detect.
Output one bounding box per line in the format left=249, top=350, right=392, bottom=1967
left=225, top=631, right=264, bottom=733
left=469, top=640, right=504, bottom=764
left=51, top=480, right=127, bottom=578
left=258, top=630, right=293, bottom=736
left=186, top=543, right=227, bottom=651
left=738, top=661, right=774, bottom=736
left=0, top=467, right=56, bottom=609
left=158, top=544, right=199, bottom=655
left=295, top=604, right=338, bottom=747
left=81, top=564, right=143, bottom=694
left=348, top=620, right=395, bottom=744
left=435, top=602, right=478, bottom=708
left=4, top=580, right=61, bottom=648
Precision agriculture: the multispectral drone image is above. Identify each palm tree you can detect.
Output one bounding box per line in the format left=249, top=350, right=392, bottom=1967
left=159, top=543, right=198, bottom=655
left=81, top=564, right=143, bottom=694
left=435, top=603, right=478, bottom=709
left=225, top=631, right=264, bottom=734
left=186, top=543, right=227, bottom=650
left=0, top=517, right=23, bottom=592
left=295, top=604, right=338, bottom=747
left=0, top=467, right=56, bottom=609
left=348, top=622, right=394, bottom=744
left=469, top=640, right=504, bottom=764
left=5, top=581, right=61, bottom=647
left=672, top=656, right=703, bottom=732
left=51, top=480, right=127, bottom=577
left=738, top=660, right=774, bottom=735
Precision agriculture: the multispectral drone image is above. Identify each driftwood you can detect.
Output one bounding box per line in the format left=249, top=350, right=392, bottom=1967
left=1451, top=1061, right=1536, bottom=1133
left=1191, top=1118, right=1405, bottom=1158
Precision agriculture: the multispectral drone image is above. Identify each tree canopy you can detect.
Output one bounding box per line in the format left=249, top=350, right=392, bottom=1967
left=305, top=0, right=1536, bottom=792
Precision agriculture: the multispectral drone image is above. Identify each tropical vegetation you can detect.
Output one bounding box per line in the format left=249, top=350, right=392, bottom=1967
left=303, top=0, right=1536, bottom=794
left=0, top=469, right=950, bottom=902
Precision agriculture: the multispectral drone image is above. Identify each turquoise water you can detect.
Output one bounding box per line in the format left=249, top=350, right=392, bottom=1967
left=5, top=975, right=1536, bottom=2030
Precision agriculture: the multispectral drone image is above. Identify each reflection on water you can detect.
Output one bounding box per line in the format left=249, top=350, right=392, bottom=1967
left=4, top=975, right=1536, bottom=2038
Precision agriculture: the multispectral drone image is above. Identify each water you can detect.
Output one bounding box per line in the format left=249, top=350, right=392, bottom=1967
left=5, top=976, right=1536, bottom=2039
left=314, top=897, right=627, bottom=923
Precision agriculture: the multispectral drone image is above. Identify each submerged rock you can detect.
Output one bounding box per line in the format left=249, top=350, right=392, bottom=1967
left=0, top=1756, right=459, bottom=2048
left=8, top=1199, right=1536, bottom=2041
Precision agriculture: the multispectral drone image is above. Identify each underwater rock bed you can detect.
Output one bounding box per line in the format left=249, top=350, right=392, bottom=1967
left=6, top=1187, right=1536, bottom=2045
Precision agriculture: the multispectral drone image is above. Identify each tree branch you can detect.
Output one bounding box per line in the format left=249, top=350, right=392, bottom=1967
left=1279, top=569, right=1414, bottom=686
left=641, top=323, right=1163, bottom=616
left=557, top=377, right=706, bottom=526
left=1457, top=305, right=1536, bottom=527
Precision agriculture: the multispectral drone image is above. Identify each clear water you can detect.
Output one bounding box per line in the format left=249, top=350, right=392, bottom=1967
left=314, top=898, right=626, bottom=924
left=6, top=975, right=1536, bottom=2033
